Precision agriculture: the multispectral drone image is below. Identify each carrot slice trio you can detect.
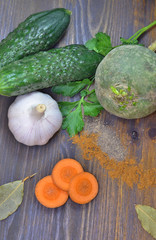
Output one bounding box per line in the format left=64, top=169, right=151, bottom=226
left=35, top=158, right=98, bottom=208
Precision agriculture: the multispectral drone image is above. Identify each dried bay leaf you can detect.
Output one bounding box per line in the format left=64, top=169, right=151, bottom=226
left=0, top=173, right=36, bottom=221
left=135, top=204, right=156, bottom=239
left=0, top=180, right=24, bottom=220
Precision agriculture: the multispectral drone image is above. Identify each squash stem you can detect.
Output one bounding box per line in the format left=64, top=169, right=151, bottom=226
left=128, top=20, right=156, bottom=41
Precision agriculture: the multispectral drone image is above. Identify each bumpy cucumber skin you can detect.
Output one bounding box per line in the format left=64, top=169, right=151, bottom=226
left=0, top=8, right=71, bottom=68
left=0, top=45, right=103, bottom=96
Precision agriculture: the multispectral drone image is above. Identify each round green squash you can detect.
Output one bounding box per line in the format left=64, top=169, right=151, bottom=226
left=95, top=45, right=156, bottom=119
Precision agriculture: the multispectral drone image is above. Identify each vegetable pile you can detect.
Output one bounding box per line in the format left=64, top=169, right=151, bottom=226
left=0, top=8, right=155, bottom=136
left=0, top=8, right=155, bottom=239
left=52, top=21, right=156, bottom=135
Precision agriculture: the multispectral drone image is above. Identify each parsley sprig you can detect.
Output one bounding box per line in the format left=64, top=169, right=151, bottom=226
left=52, top=79, right=103, bottom=136
left=85, top=20, right=156, bottom=56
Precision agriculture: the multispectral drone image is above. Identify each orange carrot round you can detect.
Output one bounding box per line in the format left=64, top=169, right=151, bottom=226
left=52, top=158, right=84, bottom=191
left=69, top=172, right=98, bottom=204
left=35, top=175, right=68, bottom=208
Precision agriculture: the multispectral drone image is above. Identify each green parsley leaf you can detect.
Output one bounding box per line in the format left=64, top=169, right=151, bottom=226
left=85, top=32, right=113, bottom=56
left=80, top=89, right=89, bottom=97
left=83, top=101, right=103, bottom=117
left=95, top=32, right=113, bottom=56
left=87, top=91, right=99, bottom=103
left=51, top=79, right=91, bottom=97
left=62, top=104, right=84, bottom=136
left=58, top=101, right=79, bottom=117
left=85, top=38, right=98, bottom=51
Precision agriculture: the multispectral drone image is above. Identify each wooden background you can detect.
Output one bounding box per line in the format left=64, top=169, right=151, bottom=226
left=0, top=0, right=156, bottom=239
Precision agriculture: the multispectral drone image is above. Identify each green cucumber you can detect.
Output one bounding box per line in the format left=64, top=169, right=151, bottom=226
left=0, top=8, right=71, bottom=68
left=0, top=45, right=103, bottom=96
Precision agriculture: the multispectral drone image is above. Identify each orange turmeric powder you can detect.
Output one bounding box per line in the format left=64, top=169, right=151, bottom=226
left=71, top=131, right=156, bottom=189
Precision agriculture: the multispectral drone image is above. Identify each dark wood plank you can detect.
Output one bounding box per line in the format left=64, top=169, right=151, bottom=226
left=0, top=0, right=156, bottom=240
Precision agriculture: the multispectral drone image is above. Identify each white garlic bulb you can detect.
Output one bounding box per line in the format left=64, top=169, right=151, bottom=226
left=8, top=92, right=62, bottom=146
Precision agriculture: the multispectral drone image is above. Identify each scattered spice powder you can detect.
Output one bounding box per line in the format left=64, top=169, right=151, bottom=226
left=71, top=131, right=156, bottom=189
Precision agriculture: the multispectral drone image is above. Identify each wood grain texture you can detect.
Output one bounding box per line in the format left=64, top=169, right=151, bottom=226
left=0, top=0, right=156, bottom=240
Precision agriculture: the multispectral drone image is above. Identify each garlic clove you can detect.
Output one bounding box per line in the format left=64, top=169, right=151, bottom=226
left=8, top=91, right=62, bottom=146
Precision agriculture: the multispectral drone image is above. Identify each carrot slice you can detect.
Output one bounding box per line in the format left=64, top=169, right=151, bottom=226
left=69, top=172, right=98, bottom=204
left=52, top=158, right=84, bottom=191
left=35, top=175, right=68, bottom=208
